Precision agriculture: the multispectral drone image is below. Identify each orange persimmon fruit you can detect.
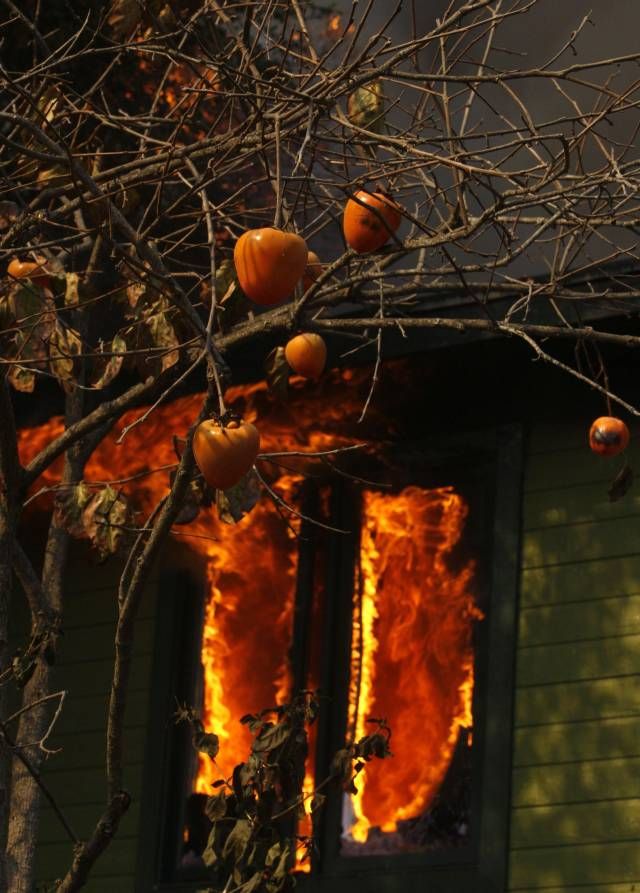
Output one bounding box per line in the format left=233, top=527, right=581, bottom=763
left=589, top=416, right=630, bottom=457
left=234, top=227, right=308, bottom=306
left=284, top=333, right=327, bottom=380
left=343, top=190, right=402, bottom=254
left=193, top=418, right=260, bottom=490
left=7, top=257, right=50, bottom=288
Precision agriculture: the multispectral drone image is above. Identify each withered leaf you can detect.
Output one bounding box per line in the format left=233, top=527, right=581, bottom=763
left=252, top=722, right=291, bottom=755
left=239, top=873, right=262, bottom=893
left=354, top=729, right=392, bottom=761
left=12, top=652, right=36, bottom=688
left=0, top=201, right=19, bottom=230
left=64, top=272, right=80, bottom=307
left=126, top=281, right=147, bottom=310
left=82, top=485, right=132, bottom=559
left=49, top=324, right=82, bottom=387
left=330, top=747, right=356, bottom=792
left=55, top=481, right=93, bottom=538
left=146, top=310, right=180, bottom=371
left=347, top=80, right=385, bottom=133
left=608, top=462, right=634, bottom=502
left=221, top=818, right=252, bottom=862
left=205, top=790, right=228, bottom=822
left=91, top=334, right=126, bottom=389
left=174, top=475, right=208, bottom=525
left=38, top=86, right=62, bottom=125
left=216, top=470, right=261, bottom=525
left=37, top=165, right=69, bottom=190
left=10, top=283, right=43, bottom=323
left=214, top=257, right=237, bottom=303
left=107, top=0, right=142, bottom=38
left=264, top=346, right=289, bottom=403
left=194, top=728, right=220, bottom=760
left=270, top=842, right=290, bottom=880
left=8, top=364, right=35, bottom=393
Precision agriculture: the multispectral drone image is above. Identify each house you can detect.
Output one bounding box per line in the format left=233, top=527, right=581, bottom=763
left=11, top=318, right=640, bottom=892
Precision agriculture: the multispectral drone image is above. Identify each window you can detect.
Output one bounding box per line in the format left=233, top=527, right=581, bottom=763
left=139, top=421, right=522, bottom=893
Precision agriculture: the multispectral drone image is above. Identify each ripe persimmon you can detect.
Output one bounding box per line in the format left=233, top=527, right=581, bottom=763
left=589, top=416, right=630, bottom=457
left=234, top=227, right=308, bottom=305
left=285, top=333, right=327, bottom=380
left=7, top=258, right=50, bottom=288
left=193, top=418, right=260, bottom=490
left=343, top=191, right=402, bottom=254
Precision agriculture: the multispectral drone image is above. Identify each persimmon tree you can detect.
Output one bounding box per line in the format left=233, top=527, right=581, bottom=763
left=1, top=0, right=640, bottom=890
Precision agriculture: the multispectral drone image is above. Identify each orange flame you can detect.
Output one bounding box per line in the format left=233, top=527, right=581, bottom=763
left=345, top=486, right=481, bottom=845
left=17, top=363, right=482, bottom=865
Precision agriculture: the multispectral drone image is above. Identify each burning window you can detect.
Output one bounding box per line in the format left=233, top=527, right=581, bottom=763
left=177, top=479, right=484, bottom=876
left=140, top=364, right=520, bottom=891
left=342, top=486, right=481, bottom=856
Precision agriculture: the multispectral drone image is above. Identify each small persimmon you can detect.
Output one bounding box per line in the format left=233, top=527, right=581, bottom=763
left=234, top=227, right=308, bottom=306
left=343, top=191, right=402, bottom=254
left=589, top=416, right=630, bottom=457
left=303, top=251, right=324, bottom=291
left=7, top=258, right=50, bottom=288
left=284, top=333, right=327, bottom=380
left=193, top=418, right=260, bottom=491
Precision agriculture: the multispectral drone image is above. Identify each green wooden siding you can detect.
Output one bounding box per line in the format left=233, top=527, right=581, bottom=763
left=508, top=426, right=640, bottom=891
left=17, top=418, right=640, bottom=891
left=21, top=551, right=158, bottom=892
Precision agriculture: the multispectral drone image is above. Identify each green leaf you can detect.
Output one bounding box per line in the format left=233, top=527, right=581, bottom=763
left=216, top=470, right=261, bottom=525
left=264, top=346, right=289, bottom=403
left=347, top=80, right=385, bottom=133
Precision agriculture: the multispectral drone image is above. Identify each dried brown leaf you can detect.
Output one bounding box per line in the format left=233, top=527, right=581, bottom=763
left=216, top=470, right=261, bottom=524
left=91, top=334, right=126, bottom=389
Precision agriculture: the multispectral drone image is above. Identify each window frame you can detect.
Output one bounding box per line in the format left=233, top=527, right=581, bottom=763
left=137, top=423, right=523, bottom=893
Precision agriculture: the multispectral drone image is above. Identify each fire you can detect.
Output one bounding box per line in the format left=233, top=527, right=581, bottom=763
left=17, top=362, right=482, bottom=865
left=345, top=487, right=481, bottom=847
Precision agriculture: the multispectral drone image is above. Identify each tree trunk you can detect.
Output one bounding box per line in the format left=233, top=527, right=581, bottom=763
left=5, top=660, right=52, bottom=891
left=0, top=375, right=19, bottom=892
left=6, top=387, right=85, bottom=893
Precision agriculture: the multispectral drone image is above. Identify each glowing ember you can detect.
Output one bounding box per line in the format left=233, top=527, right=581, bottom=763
left=345, top=486, right=481, bottom=847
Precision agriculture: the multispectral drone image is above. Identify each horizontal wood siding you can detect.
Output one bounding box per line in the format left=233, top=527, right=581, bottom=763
left=508, top=428, right=640, bottom=890
left=7, top=550, right=159, bottom=893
